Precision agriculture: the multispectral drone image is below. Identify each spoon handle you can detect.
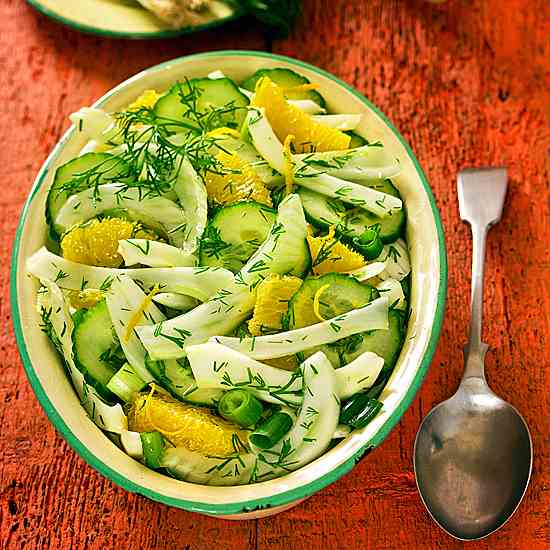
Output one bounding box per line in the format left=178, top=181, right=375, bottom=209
left=463, top=223, right=489, bottom=379
left=457, top=167, right=508, bottom=381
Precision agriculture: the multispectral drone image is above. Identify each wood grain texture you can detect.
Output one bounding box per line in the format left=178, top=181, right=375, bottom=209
left=1, top=0, right=549, bottom=548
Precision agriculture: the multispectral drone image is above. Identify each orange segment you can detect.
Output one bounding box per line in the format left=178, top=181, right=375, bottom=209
left=307, top=227, right=365, bottom=275
left=129, top=391, right=248, bottom=457
left=61, top=218, right=155, bottom=268
left=205, top=150, right=272, bottom=206
left=127, top=89, right=160, bottom=111
left=248, top=274, right=303, bottom=336
left=252, top=77, right=351, bottom=153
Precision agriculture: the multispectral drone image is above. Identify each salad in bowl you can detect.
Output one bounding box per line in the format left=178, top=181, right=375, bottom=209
left=14, top=52, right=445, bottom=514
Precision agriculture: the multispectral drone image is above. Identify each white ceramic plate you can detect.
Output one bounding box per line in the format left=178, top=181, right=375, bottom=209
left=26, top=0, right=241, bottom=39
left=11, top=51, right=447, bottom=518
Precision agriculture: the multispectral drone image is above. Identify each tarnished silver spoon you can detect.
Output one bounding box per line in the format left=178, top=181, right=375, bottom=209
left=414, top=167, right=533, bottom=540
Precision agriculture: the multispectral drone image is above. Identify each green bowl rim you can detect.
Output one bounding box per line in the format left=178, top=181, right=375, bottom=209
left=10, top=50, right=448, bottom=516
left=26, top=0, right=244, bottom=40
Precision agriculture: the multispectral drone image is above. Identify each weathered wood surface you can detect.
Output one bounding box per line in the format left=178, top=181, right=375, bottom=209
left=1, top=0, right=549, bottom=548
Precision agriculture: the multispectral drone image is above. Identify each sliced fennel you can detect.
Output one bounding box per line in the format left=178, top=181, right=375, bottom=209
left=151, top=293, right=199, bottom=311
left=294, top=145, right=401, bottom=182
left=136, top=287, right=256, bottom=360
left=335, top=351, right=385, bottom=399
left=348, top=262, right=387, bottom=282
left=246, top=110, right=401, bottom=217
left=105, top=276, right=163, bottom=383
left=187, top=342, right=385, bottom=402
left=37, top=280, right=127, bottom=433
left=237, top=193, right=309, bottom=287
left=26, top=247, right=233, bottom=301
left=172, top=157, right=208, bottom=255
left=245, top=107, right=286, bottom=174
left=54, top=184, right=188, bottom=247
left=311, top=114, right=362, bottom=131
left=212, top=296, right=389, bottom=360
left=257, top=352, right=339, bottom=472
left=186, top=343, right=304, bottom=407
left=120, top=430, right=144, bottom=459
left=162, top=352, right=339, bottom=484
left=211, top=136, right=283, bottom=187
left=287, top=99, right=326, bottom=114
left=79, top=140, right=102, bottom=155
left=118, top=239, right=195, bottom=268
left=376, top=278, right=406, bottom=310
left=106, top=276, right=221, bottom=405
left=293, top=172, right=402, bottom=218
left=161, top=446, right=258, bottom=486
left=136, top=193, right=309, bottom=360
left=378, top=239, right=410, bottom=281
left=70, top=107, right=121, bottom=146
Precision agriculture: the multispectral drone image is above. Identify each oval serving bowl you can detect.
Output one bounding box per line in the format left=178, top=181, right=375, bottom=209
left=11, top=51, right=447, bottom=519
left=26, top=0, right=241, bottom=40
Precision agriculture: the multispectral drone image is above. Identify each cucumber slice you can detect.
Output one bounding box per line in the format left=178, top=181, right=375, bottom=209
left=199, top=201, right=277, bottom=272
left=346, top=132, right=367, bottom=148
left=324, top=309, right=405, bottom=368
left=145, top=357, right=222, bottom=406
left=341, top=180, right=405, bottom=244
left=47, top=153, right=130, bottom=235
left=297, top=187, right=346, bottom=229
left=73, top=300, right=120, bottom=400
left=287, top=273, right=377, bottom=330
left=38, top=280, right=127, bottom=432
left=356, top=309, right=405, bottom=369
left=241, top=68, right=326, bottom=108
left=154, top=78, right=249, bottom=133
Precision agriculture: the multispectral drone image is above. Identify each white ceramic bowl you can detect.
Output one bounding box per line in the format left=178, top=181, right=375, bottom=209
left=11, top=51, right=447, bottom=518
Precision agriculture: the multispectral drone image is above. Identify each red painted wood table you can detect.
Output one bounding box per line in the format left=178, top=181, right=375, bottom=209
left=1, top=1, right=549, bottom=548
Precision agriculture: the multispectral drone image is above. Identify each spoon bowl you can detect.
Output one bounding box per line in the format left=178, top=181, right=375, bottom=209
left=414, top=167, right=533, bottom=539
left=414, top=378, right=533, bottom=540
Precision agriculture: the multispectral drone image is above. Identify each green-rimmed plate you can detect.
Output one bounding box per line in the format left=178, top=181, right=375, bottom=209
left=26, top=0, right=242, bottom=39
left=11, top=51, right=447, bottom=518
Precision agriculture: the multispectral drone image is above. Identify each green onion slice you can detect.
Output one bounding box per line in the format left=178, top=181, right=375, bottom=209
left=218, top=389, right=264, bottom=428
left=140, top=431, right=165, bottom=469
left=339, top=392, right=383, bottom=429
left=250, top=411, right=294, bottom=449
left=353, top=228, right=383, bottom=260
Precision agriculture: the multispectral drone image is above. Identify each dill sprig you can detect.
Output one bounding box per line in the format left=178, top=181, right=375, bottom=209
left=39, top=305, right=63, bottom=354
left=200, top=225, right=232, bottom=260
left=58, top=79, right=247, bottom=208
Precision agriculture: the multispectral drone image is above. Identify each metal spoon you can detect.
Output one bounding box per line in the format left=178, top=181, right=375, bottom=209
left=413, top=167, right=533, bottom=540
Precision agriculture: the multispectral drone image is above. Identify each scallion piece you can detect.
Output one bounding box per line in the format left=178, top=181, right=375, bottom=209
left=339, top=393, right=383, bottom=429
left=353, top=228, right=383, bottom=260
left=106, top=363, right=147, bottom=402
left=250, top=411, right=293, bottom=449
left=140, top=431, right=165, bottom=469
left=218, top=389, right=263, bottom=428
